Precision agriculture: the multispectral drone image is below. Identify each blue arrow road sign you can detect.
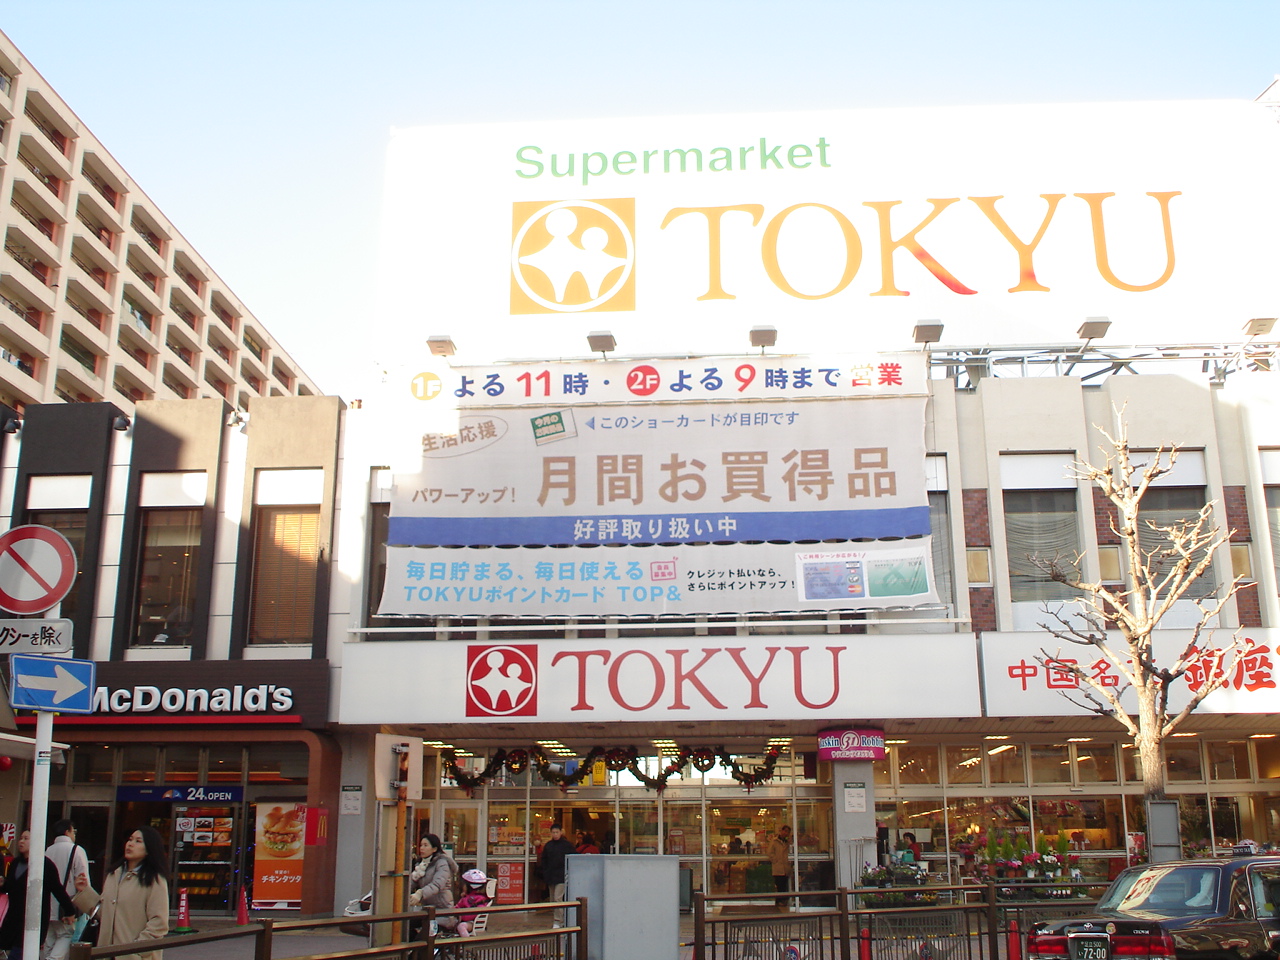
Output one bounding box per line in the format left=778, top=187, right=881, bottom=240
left=10, top=654, right=95, bottom=714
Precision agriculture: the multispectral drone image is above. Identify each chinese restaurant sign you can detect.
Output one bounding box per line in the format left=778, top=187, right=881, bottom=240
left=981, top=629, right=1280, bottom=716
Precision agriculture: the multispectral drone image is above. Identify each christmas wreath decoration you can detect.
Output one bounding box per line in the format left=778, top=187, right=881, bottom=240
left=440, top=743, right=782, bottom=792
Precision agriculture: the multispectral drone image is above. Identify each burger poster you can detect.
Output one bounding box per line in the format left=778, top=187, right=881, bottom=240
left=252, top=803, right=307, bottom=908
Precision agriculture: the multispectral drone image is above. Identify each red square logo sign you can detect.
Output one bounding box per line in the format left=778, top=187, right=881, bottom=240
left=466, top=645, right=538, bottom=717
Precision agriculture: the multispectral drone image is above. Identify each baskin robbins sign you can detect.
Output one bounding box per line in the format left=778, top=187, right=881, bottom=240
left=817, top=728, right=887, bottom=761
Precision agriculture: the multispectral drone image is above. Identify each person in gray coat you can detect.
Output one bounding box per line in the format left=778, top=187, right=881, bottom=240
left=409, top=834, right=457, bottom=932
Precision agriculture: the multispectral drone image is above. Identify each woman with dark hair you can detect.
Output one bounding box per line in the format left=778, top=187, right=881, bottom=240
left=0, top=830, right=76, bottom=960
left=408, top=833, right=457, bottom=933
left=73, top=826, right=170, bottom=960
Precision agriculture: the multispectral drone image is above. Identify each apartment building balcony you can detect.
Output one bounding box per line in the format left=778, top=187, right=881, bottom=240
left=209, top=298, right=239, bottom=334
left=0, top=281, right=50, bottom=353
left=3, top=234, right=56, bottom=296
left=53, top=374, right=99, bottom=404
left=0, top=350, right=43, bottom=409
left=75, top=202, right=118, bottom=254
left=115, top=336, right=155, bottom=384
left=75, top=182, right=123, bottom=233
left=10, top=183, right=61, bottom=250
left=1, top=255, right=57, bottom=315
left=271, top=359, right=295, bottom=391
left=80, top=153, right=125, bottom=215
left=129, top=212, right=168, bottom=259
left=17, top=135, right=72, bottom=198
left=161, top=361, right=197, bottom=399
left=164, top=322, right=200, bottom=368
left=111, top=366, right=153, bottom=405
left=60, top=296, right=110, bottom=352
left=68, top=243, right=114, bottom=296
left=57, top=337, right=105, bottom=397
left=173, top=260, right=204, bottom=298
left=0, top=67, right=14, bottom=100
left=168, top=289, right=202, bottom=335
left=126, top=243, right=165, bottom=296
left=119, top=300, right=159, bottom=353
left=23, top=95, right=72, bottom=158
left=122, top=279, right=163, bottom=327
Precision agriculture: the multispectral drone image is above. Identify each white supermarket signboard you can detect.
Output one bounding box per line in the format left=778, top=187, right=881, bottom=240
left=380, top=100, right=1280, bottom=361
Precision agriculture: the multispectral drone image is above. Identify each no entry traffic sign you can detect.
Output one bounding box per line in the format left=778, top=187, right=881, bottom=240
left=0, top=525, right=78, bottom=616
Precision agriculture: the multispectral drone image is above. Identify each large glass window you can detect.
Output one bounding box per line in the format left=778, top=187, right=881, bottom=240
left=1139, top=486, right=1216, bottom=598
left=1165, top=738, right=1205, bottom=781
left=945, top=745, right=983, bottom=785
left=132, top=508, right=201, bottom=645
left=1029, top=744, right=1072, bottom=783
left=896, top=745, right=940, bottom=785
left=29, top=510, right=87, bottom=622
left=1074, top=744, right=1119, bottom=783
left=1004, top=489, right=1081, bottom=601
left=987, top=742, right=1025, bottom=783
left=248, top=743, right=309, bottom=784
left=1208, top=740, right=1251, bottom=780
left=249, top=505, right=320, bottom=643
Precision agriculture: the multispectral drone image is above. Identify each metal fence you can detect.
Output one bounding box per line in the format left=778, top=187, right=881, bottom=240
left=695, top=881, right=1106, bottom=960
left=67, top=899, right=587, bottom=960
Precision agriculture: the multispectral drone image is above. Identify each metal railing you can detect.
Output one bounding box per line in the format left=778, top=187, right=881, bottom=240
left=67, top=898, right=587, bottom=960
left=18, top=151, right=61, bottom=197
left=693, top=881, right=1105, bottom=960
left=13, top=198, right=54, bottom=239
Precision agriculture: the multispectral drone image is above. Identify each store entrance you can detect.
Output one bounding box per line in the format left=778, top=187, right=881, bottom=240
left=116, top=800, right=246, bottom=912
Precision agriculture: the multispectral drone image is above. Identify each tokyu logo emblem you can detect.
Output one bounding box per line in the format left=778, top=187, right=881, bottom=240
left=510, top=199, right=635, bottom=314
left=466, top=644, right=538, bottom=716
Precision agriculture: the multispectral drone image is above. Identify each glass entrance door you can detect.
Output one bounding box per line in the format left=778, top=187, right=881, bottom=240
left=440, top=801, right=483, bottom=877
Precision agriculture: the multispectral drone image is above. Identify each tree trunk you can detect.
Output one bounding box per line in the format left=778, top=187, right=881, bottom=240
left=1136, top=691, right=1166, bottom=802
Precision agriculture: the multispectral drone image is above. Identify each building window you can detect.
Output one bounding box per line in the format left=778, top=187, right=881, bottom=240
left=1003, top=489, right=1081, bottom=601
left=1267, top=487, right=1280, bottom=594
left=928, top=491, right=954, bottom=607
left=132, top=508, right=201, bottom=645
left=1138, top=487, right=1217, bottom=598
left=249, top=506, right=320, bottom=643
left=248, top=743, right=309, bottom=784
left=28, top=510, right=87, bottom=622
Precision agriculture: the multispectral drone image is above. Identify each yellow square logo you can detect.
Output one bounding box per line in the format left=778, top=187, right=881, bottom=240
left=510, top=199, right=635, bottom=314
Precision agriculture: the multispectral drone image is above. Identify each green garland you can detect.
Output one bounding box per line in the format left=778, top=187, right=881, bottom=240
left=441, top=744, right=782, bottom=793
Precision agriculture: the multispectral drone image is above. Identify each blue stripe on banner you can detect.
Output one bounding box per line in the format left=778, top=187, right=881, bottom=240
left=387, top=506, right=931, bottom=546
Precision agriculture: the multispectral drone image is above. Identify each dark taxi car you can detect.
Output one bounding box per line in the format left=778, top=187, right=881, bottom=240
left=1027, top=858, right=1280, bottom=960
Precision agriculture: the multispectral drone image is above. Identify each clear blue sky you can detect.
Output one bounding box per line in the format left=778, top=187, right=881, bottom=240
left=3, top=1, right=1277, bottom=395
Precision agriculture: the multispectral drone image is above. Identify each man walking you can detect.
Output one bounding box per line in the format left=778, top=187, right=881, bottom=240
left=768, top=824, right=792, bottom=893
left=42, top=819, right=87, bottom=960
left=537, top=824, right=577, bottom=927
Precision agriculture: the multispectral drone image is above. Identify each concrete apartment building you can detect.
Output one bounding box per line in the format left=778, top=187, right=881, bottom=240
left=0, top=29, right=319, bottom=415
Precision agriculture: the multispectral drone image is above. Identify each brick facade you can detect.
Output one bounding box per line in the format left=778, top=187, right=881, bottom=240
left=1223, top=485, right=1252, bottom=541
left=1093, top=488, right=1121, bottom=545
left=969, top=586, right=997, bottom=634
left=963, top=489, right=991, bottom=547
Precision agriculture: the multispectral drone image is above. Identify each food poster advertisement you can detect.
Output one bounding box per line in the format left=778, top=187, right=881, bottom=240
left=252, top=803, right=306, bottom=908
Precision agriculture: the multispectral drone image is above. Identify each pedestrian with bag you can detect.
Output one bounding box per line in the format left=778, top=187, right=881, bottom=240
left=72, top=826, right=169, bottom=960
left=42, top=820, right=88, bottom=960
left=0, top=830, right=76, bottom=960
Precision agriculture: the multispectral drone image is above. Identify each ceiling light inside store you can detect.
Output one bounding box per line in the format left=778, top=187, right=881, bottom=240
left=983, top=735, right=1009, bottom=740
left=1067, top=738, right=1093, bottom=742
left=987, top=744, right=1016, bottom=755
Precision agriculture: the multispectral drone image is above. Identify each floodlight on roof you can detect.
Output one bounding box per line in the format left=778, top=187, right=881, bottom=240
left=587, top=331, right=616, bottom=355
left=427, top=335, right=456, bottom=357
left=1245, top=317, right=1277, bottom=338
left=913, top=322, right=944, bottom=345
left=1077, top=317, right=1111, bottom=341
left=749, top=326, right=777, bottom=349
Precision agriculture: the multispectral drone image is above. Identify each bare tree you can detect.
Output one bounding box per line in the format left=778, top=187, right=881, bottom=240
left=1033, top=415, right=1252, bottom=801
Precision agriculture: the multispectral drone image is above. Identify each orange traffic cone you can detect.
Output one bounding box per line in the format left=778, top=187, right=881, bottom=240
left=237, top=886, right=250, bottom=925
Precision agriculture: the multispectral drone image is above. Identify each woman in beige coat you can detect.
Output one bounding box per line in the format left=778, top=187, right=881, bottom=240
left=74, top=825, right=170, bottom=960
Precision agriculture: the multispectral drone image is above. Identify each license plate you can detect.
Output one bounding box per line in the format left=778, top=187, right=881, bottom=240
left=1070, top=937, right=1110, bottom=960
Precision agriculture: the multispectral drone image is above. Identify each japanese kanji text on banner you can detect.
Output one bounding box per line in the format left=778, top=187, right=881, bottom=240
left=382, top=354, right=934, bottom=616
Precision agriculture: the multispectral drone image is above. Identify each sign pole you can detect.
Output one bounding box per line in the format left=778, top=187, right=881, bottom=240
left=23, top=710, right=53, bottom=960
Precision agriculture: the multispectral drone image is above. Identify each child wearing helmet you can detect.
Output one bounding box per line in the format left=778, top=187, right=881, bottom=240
left=456, top=869, right=491, bottom=937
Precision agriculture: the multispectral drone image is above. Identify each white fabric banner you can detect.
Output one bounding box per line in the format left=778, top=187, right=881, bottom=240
left=388, top=395, right=928, bottom=547
left=377, top=539, right=936, bottom=617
